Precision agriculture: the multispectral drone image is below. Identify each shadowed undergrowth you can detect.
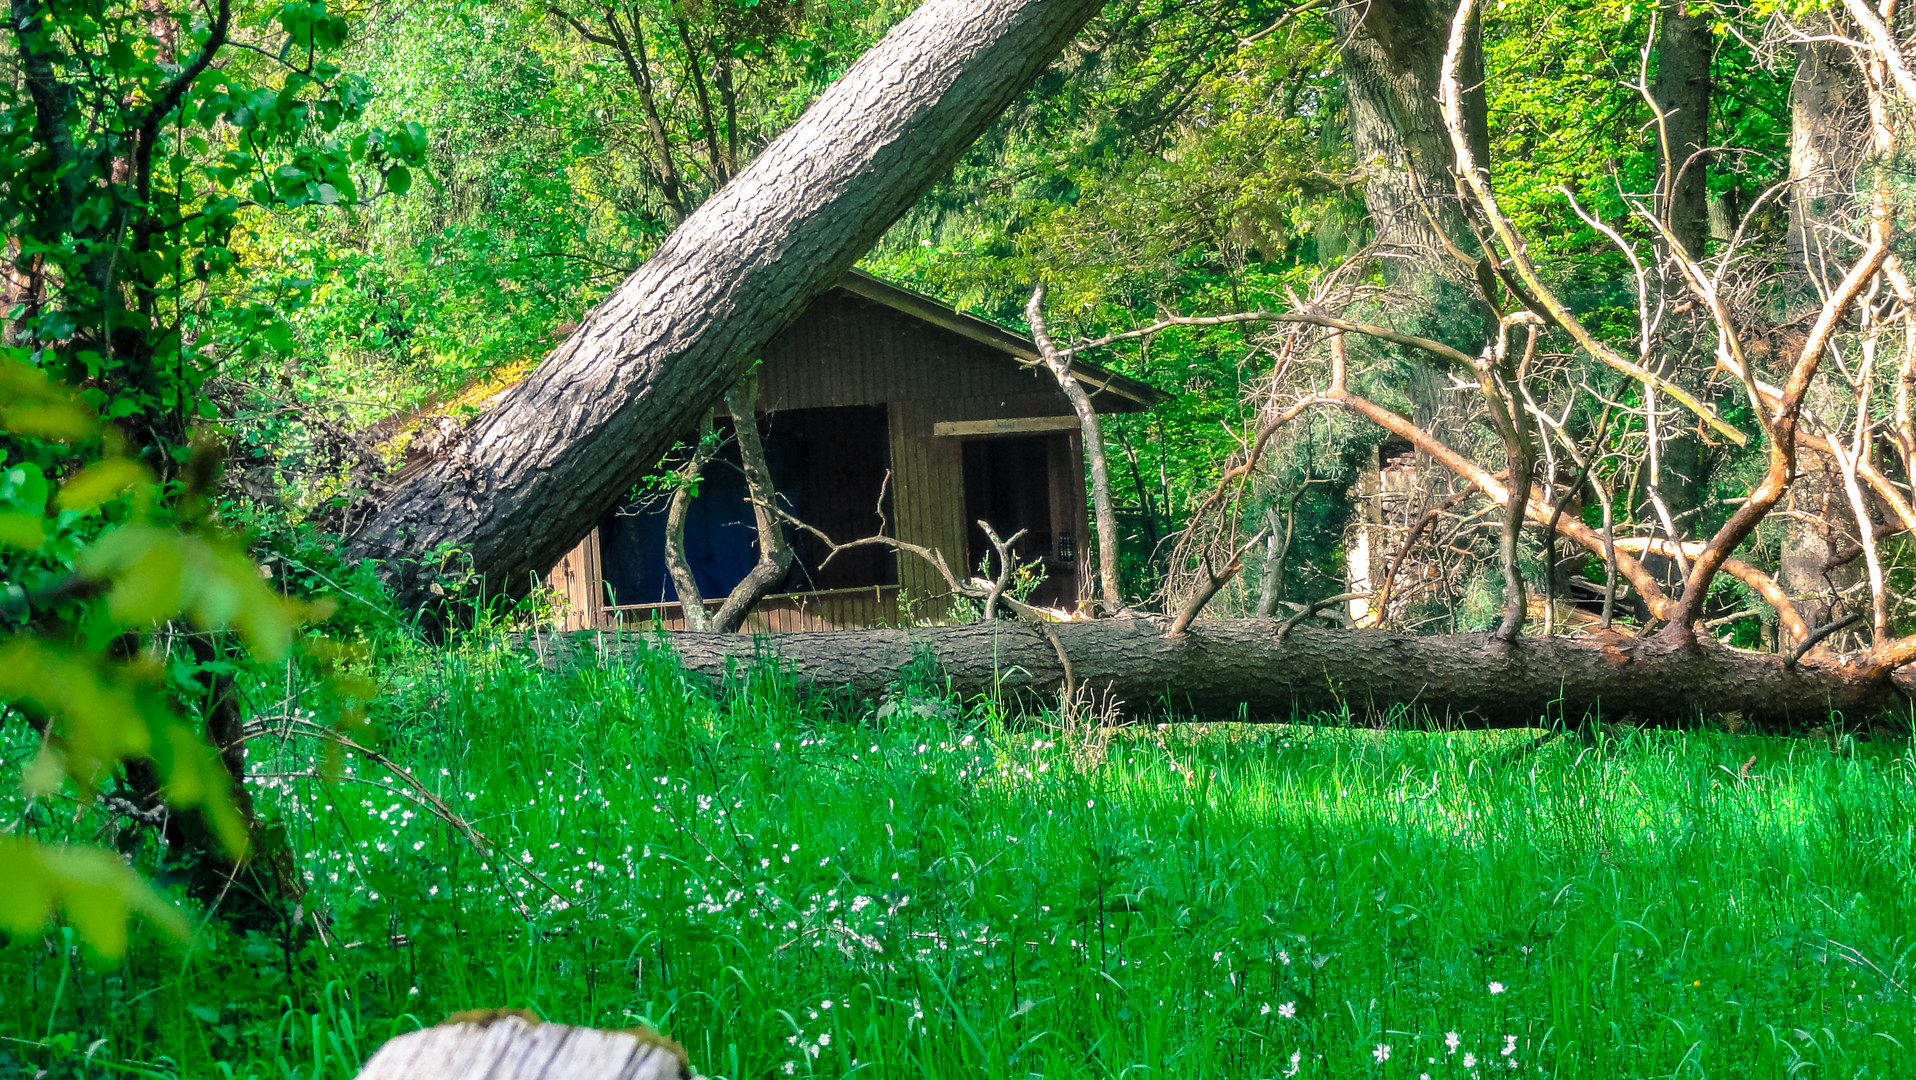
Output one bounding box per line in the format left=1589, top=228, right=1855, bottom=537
left=4, top=634, right=1915, bottom=1079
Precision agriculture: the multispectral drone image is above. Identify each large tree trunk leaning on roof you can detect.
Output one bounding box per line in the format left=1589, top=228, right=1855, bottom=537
left=527, top=619, right=1910, bottom=729
left=346, top=0, right=1107, bottom=609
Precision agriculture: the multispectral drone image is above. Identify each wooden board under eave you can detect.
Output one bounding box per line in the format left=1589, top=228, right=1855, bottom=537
left=889, top=397, right=969, bottom=616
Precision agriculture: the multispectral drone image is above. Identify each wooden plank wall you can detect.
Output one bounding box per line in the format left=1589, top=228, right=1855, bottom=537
left=548, top=531, right=605, bottom=631
left=889, top=398, right=969, bottom=607
left=760, top=290, right=1092, bottom=617
left=547, top=288, right=1121, bottom=630
left=758, top=291, right=1074, bottom=414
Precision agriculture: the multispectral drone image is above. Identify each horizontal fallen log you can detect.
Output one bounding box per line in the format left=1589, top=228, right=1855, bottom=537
left=525, top=617, right=1915, bottom=730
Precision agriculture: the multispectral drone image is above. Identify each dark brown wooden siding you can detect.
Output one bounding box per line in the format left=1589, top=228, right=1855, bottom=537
left=758, top=290, right=1078, bottom=414
left=547, top=286, right=1121, bottom=629
left=756, top=290, right=1096, bottom=613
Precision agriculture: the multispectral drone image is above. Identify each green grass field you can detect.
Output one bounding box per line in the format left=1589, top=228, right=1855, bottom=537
left=6, top=634, right=1915, bottom=1079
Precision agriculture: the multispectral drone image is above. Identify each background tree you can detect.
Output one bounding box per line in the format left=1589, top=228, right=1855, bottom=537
left=2, top=0, right=409, bottom=941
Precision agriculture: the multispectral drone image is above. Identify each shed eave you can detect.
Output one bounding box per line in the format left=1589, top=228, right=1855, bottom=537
left=839, top=269, right=1170, bottom=412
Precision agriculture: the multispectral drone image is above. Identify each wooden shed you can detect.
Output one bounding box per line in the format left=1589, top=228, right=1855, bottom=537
left=547, top=270, right=1166, bottom=631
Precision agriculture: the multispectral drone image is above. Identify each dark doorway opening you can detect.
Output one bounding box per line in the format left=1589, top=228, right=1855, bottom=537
left=962, top=434, right=1076, bottom=608
left=597, top=405, right=894, bottom=607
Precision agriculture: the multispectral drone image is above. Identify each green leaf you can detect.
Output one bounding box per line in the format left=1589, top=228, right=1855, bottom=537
left=385, top=164, right=412, bottom=195
left=104, top=532, right=187, bottom=625
left=0, top=512, right=45, bottom=550
left=0, top=837, right=189, bottom=959
left=1, top=463, right=49, bottom=510
left=56, top=459, right=153, bottom=512
left=150, top=721, right=249, bottom=857
left=0, top=637, right=245, bottom=857
left=0, top=356, right=98, bottom=442
left=0, top=640, right=154, bottom=792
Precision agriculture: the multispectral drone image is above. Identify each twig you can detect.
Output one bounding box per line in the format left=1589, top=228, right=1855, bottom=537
left=253, top=718, right=568, bottom=911
left=977, top=522, right=1030, bottom=623
left=1168, top=528, right=1269, bottom=635
left=1371, top=490, right=1473, bottom=623
left=1277, top=593, right=1366, bottom=642
left=771, top=507, right=1061, bottom=623
left=1787, top=612, right=1865, bottom=667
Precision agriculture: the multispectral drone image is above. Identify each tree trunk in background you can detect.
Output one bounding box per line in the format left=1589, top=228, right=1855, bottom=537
left=1645, top=1, right=1715, bottom=581
left=1778, top=25, right=1867, bottom=632
left=347, top=0, right=1107, bottom=610
left=1652, top=0, right=1712, bottom=260
left=1334, top=0, right=1493, bottom=617
left=530, top=619, right=1909, bottom=728
left=1787, top=26, right=1865, bottom=271
left=1334, top=0, right=1491, bottom=344
left=1780, top=423, right=1861, bottom=629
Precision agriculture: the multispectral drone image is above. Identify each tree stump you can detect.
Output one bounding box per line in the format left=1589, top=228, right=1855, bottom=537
left=353, top=1010, right=691, bottom=1080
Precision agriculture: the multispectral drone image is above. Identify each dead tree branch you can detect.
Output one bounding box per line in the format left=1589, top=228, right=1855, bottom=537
left=1028, top=282, right=1124, bottom=613
left=1169, top=528, right=1270, bottom=635
left=978, top=522, right=1030, bottom=623
left=711, top=378, right=796, bottom=633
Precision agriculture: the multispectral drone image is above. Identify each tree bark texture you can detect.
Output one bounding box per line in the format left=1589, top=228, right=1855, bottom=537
left=1334, top=0, right=1489, bottom=313
left=1788, top=24, right=1866, bottom=272
left=354, top=1013, right=687, bottom=1080
left=529, top=619, right=1910, bottom=729
left=1652, top=0, right=1712, bottom=259
left=348, top=0, right=1107, bottom=609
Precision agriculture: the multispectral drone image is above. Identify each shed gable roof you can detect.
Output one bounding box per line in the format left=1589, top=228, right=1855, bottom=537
left=838, top=270, right=1169, bottom=412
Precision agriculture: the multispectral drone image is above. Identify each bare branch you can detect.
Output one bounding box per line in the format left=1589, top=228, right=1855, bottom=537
left=1371, top=490, right=1474, bottom=625
left=1436, top=0, right=1746, bottom=446
left=1063, top=309, right=1478, bottom=372
left=712, top=379, right=795, bottom=633
left=1029, top=282, right=1124, bottom=613
left=663, top=413, right=718, bottom=632
left=978, top=522, right=1029, bottom=623
left=1168, top=528, right=1268, bottom=635
left=1842, top=0, right=1916, bottom=105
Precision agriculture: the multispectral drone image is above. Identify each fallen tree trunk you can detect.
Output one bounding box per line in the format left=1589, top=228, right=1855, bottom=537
left=529, top=618, right=1912, bottom=729
left=349, top=0, right=1105, bottom=609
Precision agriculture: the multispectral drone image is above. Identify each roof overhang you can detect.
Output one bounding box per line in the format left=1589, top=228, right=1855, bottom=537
left=839, top=269, right=1170, bottom=413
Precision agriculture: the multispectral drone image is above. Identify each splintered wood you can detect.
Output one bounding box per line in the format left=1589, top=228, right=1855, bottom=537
left=353, top=1012, right=690, bottom=1080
